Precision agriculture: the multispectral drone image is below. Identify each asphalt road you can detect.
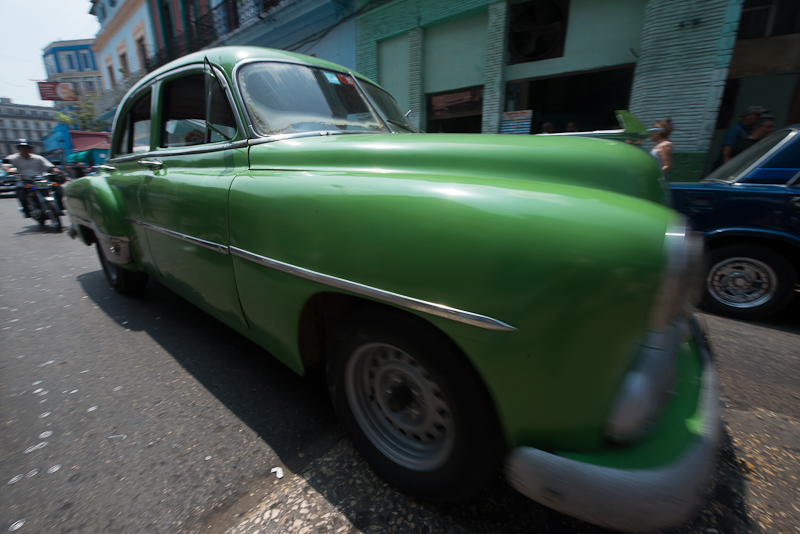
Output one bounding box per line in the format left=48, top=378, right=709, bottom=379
left=1, top=194, right=798, bottom=534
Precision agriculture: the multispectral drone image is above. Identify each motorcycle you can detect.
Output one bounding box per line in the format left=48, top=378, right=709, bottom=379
left=18, top=173, right=64, bottom=232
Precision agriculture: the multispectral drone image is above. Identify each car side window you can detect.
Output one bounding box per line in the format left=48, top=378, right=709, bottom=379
left=160, top=72, right=236, bottom=148
left=207, top=71, right=237, bottom=142
left=161, top=74, right=206, bottom=148
left=114, top=91, right=151, bottom=156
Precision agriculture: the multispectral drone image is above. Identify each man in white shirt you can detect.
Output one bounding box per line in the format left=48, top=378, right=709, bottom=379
left=4, top=139, right=64, bottom=217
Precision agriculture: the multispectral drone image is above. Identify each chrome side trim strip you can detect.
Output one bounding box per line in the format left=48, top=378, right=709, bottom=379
left=230, top=246, right=516, bottom=331
left=127, top=218, right=229, bottom=255
left=117, top=218, right=514, bottom=330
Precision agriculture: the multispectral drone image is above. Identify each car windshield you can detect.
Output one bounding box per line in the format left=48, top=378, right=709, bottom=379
left=237, top=62, right=394, bottom=136
left=704, top=129, right=795, bottom=184
left=361, top=82, right=417, bottom=132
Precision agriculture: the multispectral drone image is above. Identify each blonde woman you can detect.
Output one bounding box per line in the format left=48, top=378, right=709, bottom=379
left=649, top=119, right=674, bottom=177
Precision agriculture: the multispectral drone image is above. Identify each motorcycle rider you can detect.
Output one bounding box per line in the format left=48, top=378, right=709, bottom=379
left=4, top=139, right=64, bottom=217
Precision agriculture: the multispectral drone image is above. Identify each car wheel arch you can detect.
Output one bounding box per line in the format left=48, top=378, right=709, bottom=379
left=705, top=233, right=800, bottom=278
left=296, top=293, right=490, bottom=380
left=75, top=224, right=98, bottom=246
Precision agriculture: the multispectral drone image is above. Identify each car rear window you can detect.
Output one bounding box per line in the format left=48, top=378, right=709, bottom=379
left=704, top=129, right=796, bottom=184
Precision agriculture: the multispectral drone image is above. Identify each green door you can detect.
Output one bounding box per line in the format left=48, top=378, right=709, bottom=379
left=136, top=66, right=250, bottom=331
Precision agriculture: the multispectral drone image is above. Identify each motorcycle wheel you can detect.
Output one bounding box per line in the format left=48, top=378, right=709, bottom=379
left=45, top=200, right=62, bottom=232
left=25, top=197, right=42, bottom=224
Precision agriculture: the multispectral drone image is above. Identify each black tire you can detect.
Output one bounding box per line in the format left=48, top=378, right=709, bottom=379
left=96, top=243, right=148, bottom=295
left=703, top=245, right=796, bottom=319
left=327, top=309, right=505, bottom=502
left=44, top=200, right=61, bottom=232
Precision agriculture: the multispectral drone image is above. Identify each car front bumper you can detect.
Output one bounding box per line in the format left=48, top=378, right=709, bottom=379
left=505, top=317, right=721, bottom=533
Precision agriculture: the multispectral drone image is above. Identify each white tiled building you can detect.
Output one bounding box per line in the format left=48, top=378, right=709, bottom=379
left=0, top=98, right=57, bottom=156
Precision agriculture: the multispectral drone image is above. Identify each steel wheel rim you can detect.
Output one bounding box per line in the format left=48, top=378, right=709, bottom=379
left=707, top=256, right=777, bottom=308
left=344, top=342, right=455, bottom=471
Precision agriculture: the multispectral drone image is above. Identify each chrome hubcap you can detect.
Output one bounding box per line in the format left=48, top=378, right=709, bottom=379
left=707, top=256, right=776, bottom=308
left=345, top=342, right=454, bottom=471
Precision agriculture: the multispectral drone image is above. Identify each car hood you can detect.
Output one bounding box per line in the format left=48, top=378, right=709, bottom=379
left=248, top=133, right=668, bottom=205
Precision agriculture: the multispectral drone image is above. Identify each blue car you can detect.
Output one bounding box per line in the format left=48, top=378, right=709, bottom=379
left=670, top=126, right=800, bottom=319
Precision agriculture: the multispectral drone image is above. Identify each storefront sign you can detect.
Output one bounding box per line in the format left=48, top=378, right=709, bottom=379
left=37, top=82, right=77, bottom=101
left=500, top=110, right=533, bottom=134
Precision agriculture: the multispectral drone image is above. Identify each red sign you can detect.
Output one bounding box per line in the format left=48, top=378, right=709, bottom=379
left=37, top=82, right=77, bottom=101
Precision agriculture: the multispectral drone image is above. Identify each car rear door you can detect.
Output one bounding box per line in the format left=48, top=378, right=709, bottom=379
left=136, top=63, right=250, bottom=330
left=102, top=88, right=157, bottom=272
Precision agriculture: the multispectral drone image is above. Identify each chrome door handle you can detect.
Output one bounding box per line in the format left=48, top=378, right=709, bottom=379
left=137, top=159, right=163, bottom=170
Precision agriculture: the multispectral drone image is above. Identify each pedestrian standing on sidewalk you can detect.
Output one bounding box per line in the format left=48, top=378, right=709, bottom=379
left=729, top=115, right=776, bottom=159
left=720, top=105, right=768, bottom=164
left=650, top=119, right=674, bottom=178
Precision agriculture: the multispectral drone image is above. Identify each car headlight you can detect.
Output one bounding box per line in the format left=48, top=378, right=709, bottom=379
left=648, top=217, right=704, bottom=331
left=605, top=218, right=704, bottom=443
left=605, top=323, right=684, bottom=443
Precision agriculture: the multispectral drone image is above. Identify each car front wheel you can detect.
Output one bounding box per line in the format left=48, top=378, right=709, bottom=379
left=327, top=310, right=505, bottom=502
left=704, top=245, right=795, bottom=319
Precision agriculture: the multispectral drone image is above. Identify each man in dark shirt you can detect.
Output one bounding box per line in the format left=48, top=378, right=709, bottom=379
left=729, top=116, right=776, bottom=159
left=721, top=105, right=768, bottom=163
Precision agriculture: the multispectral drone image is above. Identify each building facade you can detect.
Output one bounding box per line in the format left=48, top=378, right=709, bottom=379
left=43, top=39, right=104, bottom=95
left=356, top=0, right=800, bottom=180
left=141, top=0, right=356, bottom=71
left=89, top=0, right=356, bottom=118
left=199, top=0, right=356, bottom=68
left=43, top=39, right=105, bottom=131
left=91, top=0, right=157, bottom=90
left=0, top=98, right=58, bottom=157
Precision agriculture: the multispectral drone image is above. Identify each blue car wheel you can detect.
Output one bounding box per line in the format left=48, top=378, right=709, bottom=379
left=704, top=245, right=795, bottom=319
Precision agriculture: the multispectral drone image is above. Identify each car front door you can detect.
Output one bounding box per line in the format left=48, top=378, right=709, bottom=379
left=137, top=65, right=250, bottom=330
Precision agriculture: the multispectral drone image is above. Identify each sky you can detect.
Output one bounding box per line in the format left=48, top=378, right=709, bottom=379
left=0, top=0, right=101, bottom=107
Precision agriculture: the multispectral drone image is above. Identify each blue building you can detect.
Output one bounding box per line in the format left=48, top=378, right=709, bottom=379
left=43, top=39, right=105, bottom=130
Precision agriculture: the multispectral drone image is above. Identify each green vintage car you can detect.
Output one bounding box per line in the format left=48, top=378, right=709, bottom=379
left=65, top=47, right=720, bottom=532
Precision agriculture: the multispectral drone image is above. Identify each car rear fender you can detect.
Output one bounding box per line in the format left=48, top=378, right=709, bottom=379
left=65, top=176, right=137, bottom=263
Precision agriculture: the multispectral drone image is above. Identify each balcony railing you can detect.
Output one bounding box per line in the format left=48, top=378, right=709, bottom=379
left=92, top=0, right=287, bottom=119
left=195, top=0, right=284, bottom=43
left=138, top=0, right=283, bottom=73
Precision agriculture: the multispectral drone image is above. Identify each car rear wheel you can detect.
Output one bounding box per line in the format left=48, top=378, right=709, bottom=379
left=327, top=310, right=505, bottom=502
left=704, top=245, right=795, bottom=319
left=96, top=243, right=148, bottom=295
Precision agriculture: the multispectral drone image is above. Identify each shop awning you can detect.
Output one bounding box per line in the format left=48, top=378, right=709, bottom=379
left=68, top=150, right=91, bottom=162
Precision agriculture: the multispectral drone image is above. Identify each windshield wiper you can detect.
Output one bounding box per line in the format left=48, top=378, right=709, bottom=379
left=385, top=119, right=416, bottom=133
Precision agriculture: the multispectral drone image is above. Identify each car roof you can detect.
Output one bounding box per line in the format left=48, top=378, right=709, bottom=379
left=130, top=46, right=362, bottom=96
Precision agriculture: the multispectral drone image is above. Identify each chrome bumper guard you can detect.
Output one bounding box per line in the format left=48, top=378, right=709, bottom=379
left=69, top=214, right=133, bottom=265
left=504, top=318, right=721, bottom=533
